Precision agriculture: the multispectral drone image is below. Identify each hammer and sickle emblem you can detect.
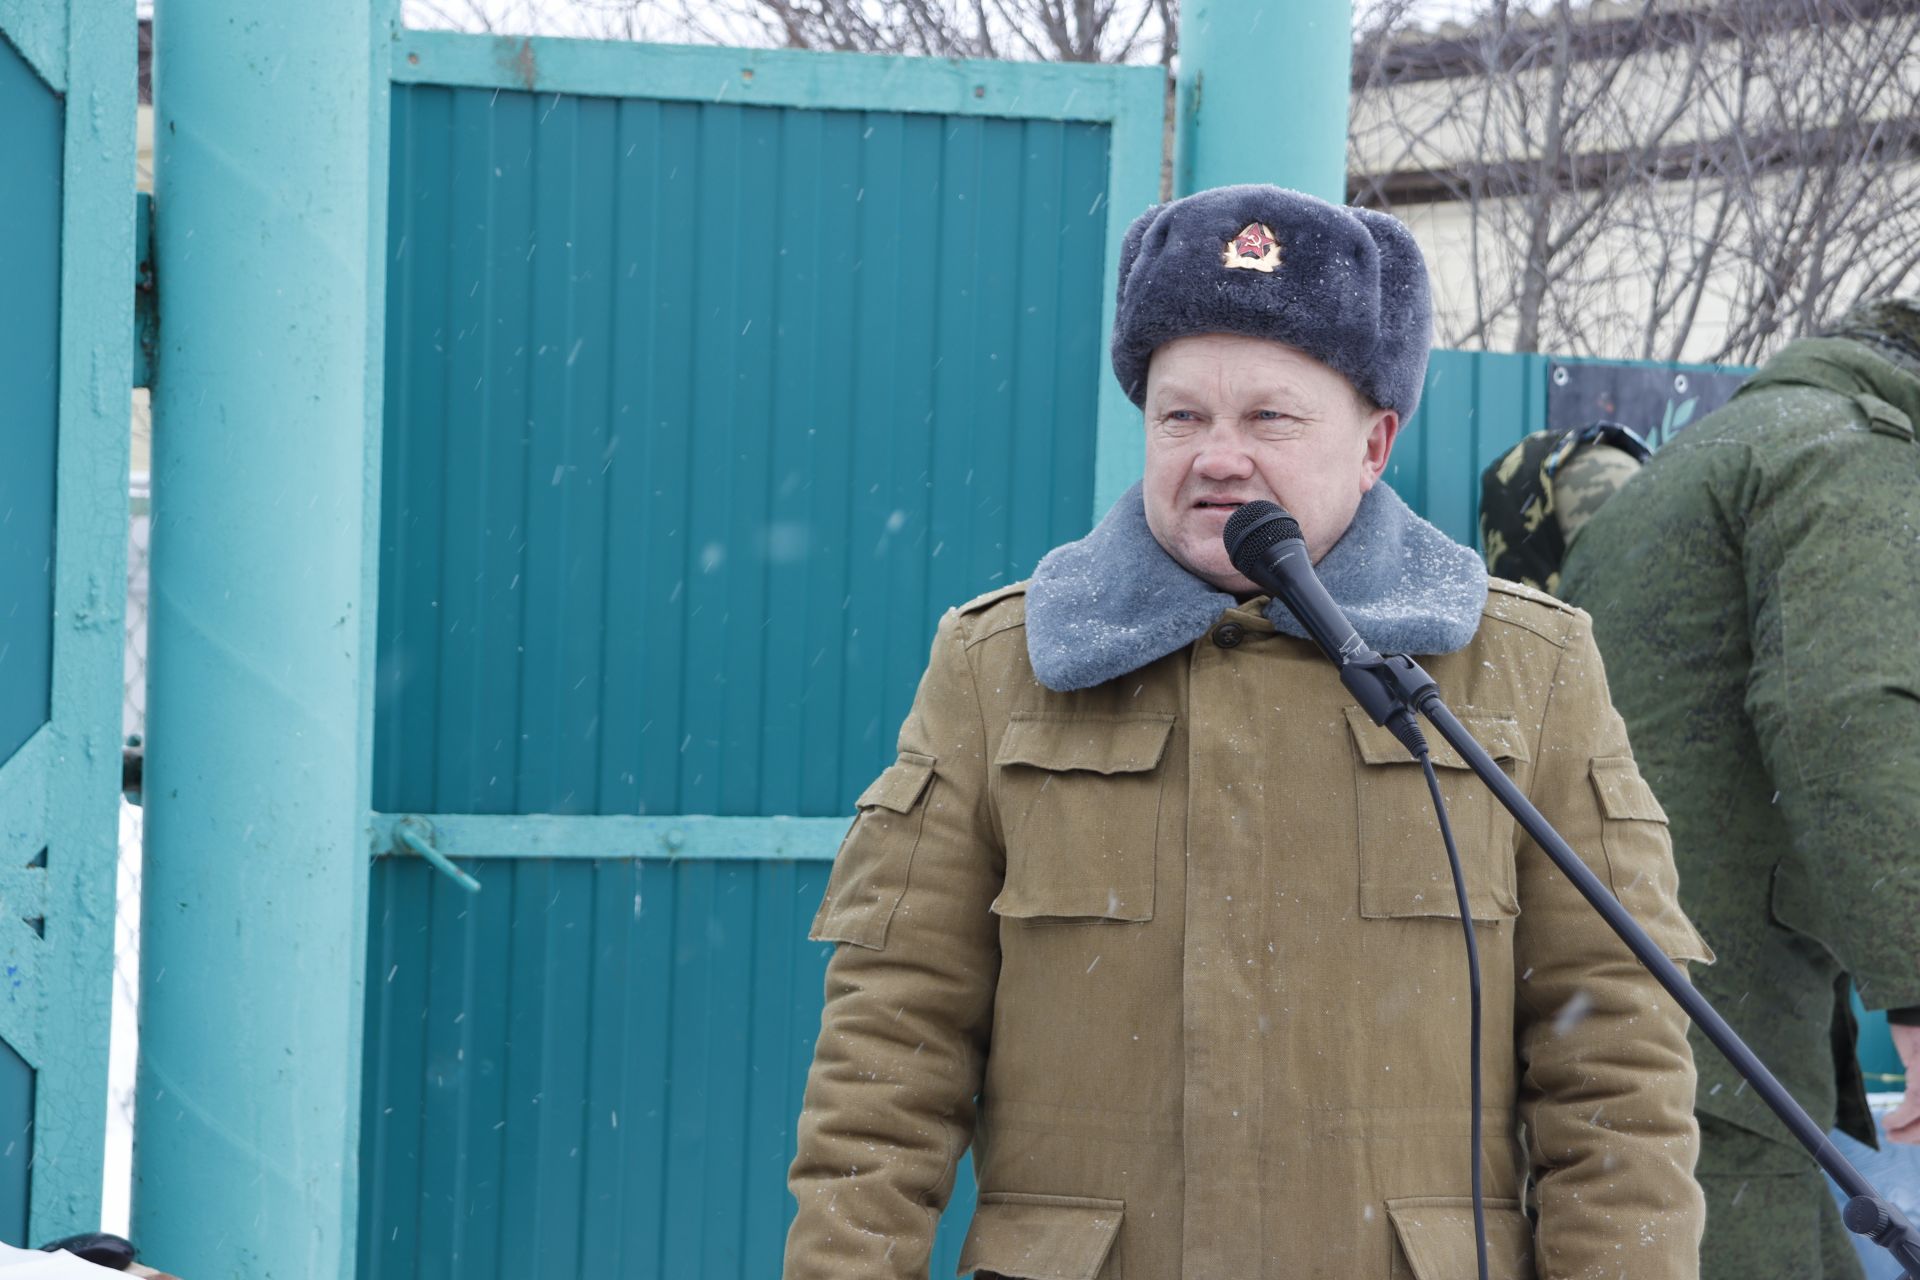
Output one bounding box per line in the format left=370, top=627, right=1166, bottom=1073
left=1222, top=222, right=1282, bottom=272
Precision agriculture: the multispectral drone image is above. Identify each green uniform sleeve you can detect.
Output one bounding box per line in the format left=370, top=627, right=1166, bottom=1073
left=1744, top=413, right=1920, bottom=1012
left=1514, top=614, right=1707, bottom=1279
left=785, top=610, right=1002, bottom=1280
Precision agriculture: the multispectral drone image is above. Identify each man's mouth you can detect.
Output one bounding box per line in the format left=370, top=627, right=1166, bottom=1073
left=1194, top=499, right=1247, bottom=511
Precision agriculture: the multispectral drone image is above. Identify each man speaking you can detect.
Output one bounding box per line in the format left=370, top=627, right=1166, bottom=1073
left=785, top=185, right=1711, bottom=1279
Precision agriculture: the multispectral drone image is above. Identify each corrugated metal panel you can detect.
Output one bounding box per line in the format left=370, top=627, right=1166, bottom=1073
left=0, top=34, right=61, bottom=767
left=373, top=84, right=1111, bottom=821
left=359, top=856, right=977, bottom=1279
left=1392, top=351, right=1766, bottom=550
left=1391, top=349, right=1550, bottom=550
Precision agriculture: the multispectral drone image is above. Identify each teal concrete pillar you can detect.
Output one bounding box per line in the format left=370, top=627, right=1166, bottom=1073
left=1174, top=0, right=1353, bottom=200
left=138, top=2, right=389, bottom=1276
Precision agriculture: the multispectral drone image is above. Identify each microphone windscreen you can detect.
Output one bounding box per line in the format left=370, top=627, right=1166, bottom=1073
left=1223, top=501, right=1304, bottom=577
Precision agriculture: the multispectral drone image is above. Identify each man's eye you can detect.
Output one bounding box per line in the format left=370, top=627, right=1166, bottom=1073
left=1166, top=410, right=1199, bottom=422
left=1255, top=410, right=1286, bottom=421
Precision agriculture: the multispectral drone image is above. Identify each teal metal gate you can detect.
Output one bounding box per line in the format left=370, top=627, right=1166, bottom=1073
left=1389, top=348, right=1746, bottom=547
left=359, top=31, right=1162, bottom=1278
left=354, top=31, right=1844, bottom=1279
left=0, top=1, right=133, bottom=1244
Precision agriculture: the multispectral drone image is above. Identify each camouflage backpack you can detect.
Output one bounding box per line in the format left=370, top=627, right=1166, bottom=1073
left=1478, top=421, right=1651, bottom=594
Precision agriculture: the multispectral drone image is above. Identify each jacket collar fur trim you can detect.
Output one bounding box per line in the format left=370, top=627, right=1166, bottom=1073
left=1025, top=482, right=1488, bottom=692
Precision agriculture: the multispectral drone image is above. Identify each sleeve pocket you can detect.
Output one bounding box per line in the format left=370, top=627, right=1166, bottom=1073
left=1589, top=755, right=1666, bottom=822
left=1588, top=757, right=1714, bottom=964
left=1386, top=1197, right=1534, bottom=1280
left=808, top=751, right=936, bottom=950
left=957, top=1192, right=1125, bottom=1280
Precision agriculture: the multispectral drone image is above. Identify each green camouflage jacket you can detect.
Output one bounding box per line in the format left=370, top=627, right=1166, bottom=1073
left=1560, top=303, right=1920, bottom=1150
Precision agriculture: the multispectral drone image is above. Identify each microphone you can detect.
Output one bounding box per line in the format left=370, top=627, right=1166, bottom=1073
left=1222, top=500, right=1428, bottom=757
left=1222, top=501, right=1379, bottom=668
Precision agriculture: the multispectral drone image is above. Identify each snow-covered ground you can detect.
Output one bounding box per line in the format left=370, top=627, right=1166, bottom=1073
left=100, top=494, right=145, bottom=1242
left=100, top=801, right=138, bottom=1241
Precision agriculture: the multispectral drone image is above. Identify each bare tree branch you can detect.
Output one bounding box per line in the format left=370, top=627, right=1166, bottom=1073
left=1352, top=0, right=1920, bottom=363
left=415, top=0, right=1920, bottom=366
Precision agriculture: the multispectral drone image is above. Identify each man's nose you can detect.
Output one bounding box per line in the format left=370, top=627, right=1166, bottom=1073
left=1193, top=429, right=1255, bottom=479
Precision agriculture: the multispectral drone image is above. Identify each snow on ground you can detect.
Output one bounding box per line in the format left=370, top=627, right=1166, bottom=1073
left=100, top=801, right=139, bottom=1240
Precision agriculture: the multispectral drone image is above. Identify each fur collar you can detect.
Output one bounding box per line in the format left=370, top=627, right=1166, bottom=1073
left=1025, top=482, right=1488, bottom=692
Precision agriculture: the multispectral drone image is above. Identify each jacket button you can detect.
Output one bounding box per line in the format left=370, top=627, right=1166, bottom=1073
left=1213, top=622, right=1245, bottom=649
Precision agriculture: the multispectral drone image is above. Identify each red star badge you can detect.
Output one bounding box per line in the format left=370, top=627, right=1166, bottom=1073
left=1223, top=222, right=1281, bottom=273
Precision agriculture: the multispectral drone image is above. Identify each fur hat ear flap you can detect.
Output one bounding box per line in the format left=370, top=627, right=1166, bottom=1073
left=1109, top=185, right=1434, bottom=423
left=1351, top=206, right=1434, bottom=418
left=1112, top=204, right=1166, bottom=404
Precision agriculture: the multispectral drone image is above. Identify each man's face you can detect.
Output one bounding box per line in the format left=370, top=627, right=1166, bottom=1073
left=1142, top=333, right=1400, bottom=593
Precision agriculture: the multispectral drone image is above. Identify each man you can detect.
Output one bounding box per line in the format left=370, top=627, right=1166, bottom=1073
left=787, top=185, right=1710, bottom=1279
left=1560, top=299, right=1920, bottom=1280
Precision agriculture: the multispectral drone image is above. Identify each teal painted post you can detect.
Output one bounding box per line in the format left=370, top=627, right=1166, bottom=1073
left=1173, top=0, right=1352, bottom=200
left=139, top=1, right=389, bottom=1276
left=1091, top=68, right=1172, bottom=521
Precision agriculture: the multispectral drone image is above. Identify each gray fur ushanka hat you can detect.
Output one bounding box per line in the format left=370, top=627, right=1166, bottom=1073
left=1111, top=184, right=1434, bottom=421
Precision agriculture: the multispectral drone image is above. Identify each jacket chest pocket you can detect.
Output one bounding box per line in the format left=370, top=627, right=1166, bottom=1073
left=1388, top=1197, right=1534, bottom=1279
left=991, top=712, right=1175, bottom=923
left=1347, top=706, right=1526, bottom=923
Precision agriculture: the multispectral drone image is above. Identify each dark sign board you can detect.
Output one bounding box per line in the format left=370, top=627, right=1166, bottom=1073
left=1546, top=361, right=1750, bottom=450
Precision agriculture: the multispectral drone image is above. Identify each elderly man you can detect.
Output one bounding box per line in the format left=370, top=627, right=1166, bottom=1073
left=1560, top=299, right=1920, bottom=1280
left=786, top=185, right=1710, bottom=1279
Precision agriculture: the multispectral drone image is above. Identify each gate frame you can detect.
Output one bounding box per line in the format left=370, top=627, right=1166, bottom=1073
left=376, top=30, right=1164, bottom=872
left=0, top=0, right=135, bottom=1240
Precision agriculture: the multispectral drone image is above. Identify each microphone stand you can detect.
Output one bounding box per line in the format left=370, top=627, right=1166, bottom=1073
left=1341, top=649, right=1920, bottom=1279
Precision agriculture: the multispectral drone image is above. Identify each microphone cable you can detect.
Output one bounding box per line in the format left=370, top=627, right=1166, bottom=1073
left=1417, top=748, right=1489, bottom=1280
left=1221, top=499, right=1487, bottom=1276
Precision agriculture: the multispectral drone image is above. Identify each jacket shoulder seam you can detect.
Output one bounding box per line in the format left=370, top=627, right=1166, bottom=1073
left=957, top=581, right=1028, bottom=615
left=1480, top=609, right=1574, bottom=648
left=955, top=581, right=1028, bottom=647
left=1483, top=578, right=1581, bottom=648
left=1487, top=576, right=1580, bottom=616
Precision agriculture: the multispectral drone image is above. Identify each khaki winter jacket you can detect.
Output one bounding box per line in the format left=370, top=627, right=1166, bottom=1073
left=788, top=578, right=1711, bottom=1280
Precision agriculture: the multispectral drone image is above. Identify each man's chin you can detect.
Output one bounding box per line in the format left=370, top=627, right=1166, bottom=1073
left=1155, top=527, right=1258, bottom=594
left=1186, top=556, right=1259, bottom=597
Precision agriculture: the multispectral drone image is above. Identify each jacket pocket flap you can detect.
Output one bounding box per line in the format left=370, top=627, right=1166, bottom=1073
left=997, top=713, right=1175, bottom=775
left=957, top=1193, right=1124, bottom=1280
left=1386, top=1197, right=1535, bottom=1280
left=855, top=751, right=936, bottom=813
left=1347, top=706, right=1530, bottom=769
left=1589, top=756, right=1666, bottom=822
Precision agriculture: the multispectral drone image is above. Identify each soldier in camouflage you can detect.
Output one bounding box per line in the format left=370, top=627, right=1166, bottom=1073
left=1560, top=298, right=1920, bottom=1280
left=1478, top=421, right=1650, bottom=594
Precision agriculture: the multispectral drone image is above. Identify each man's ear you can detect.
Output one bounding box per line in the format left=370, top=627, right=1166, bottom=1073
left=1360, top=409, right=1401, bottom=489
